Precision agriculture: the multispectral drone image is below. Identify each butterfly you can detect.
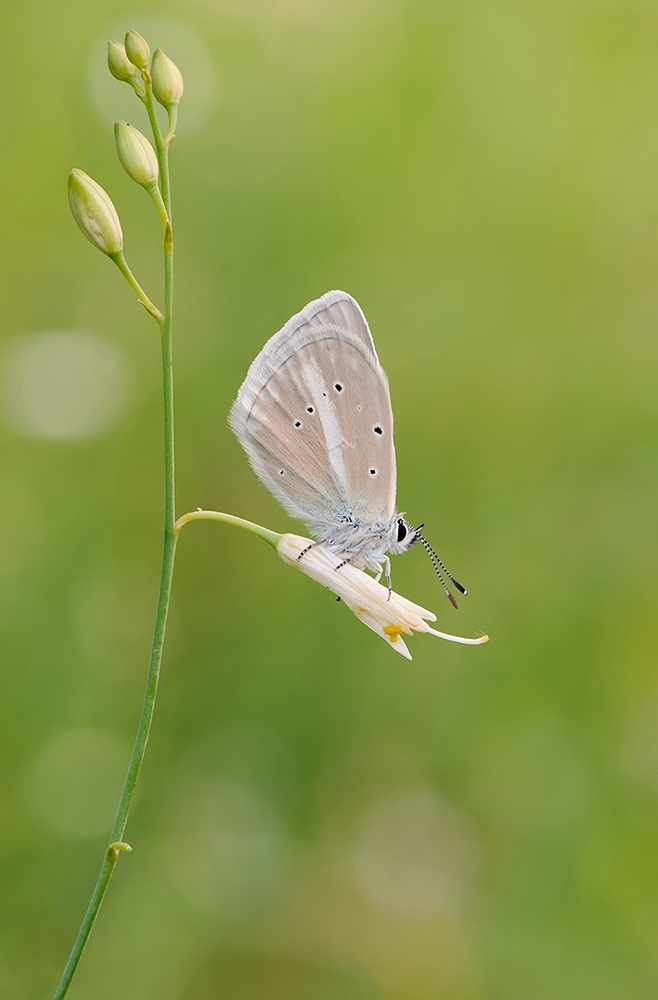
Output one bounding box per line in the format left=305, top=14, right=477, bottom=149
left=229, top=290, right=466, bottom=605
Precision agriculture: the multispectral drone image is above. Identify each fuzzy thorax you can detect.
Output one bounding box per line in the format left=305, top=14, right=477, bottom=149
left=308, top=514, right=417, bottom=574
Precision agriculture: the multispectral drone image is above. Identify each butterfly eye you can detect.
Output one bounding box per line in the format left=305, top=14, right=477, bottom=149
left=334, top=383, right=343, bottom=392
left=397, top=520, right=407, bottom=542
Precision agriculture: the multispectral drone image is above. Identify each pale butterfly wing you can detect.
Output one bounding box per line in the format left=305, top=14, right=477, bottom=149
left=290, top=289, right=380, bottom=362
left=229, top=291, right=397, bottom=535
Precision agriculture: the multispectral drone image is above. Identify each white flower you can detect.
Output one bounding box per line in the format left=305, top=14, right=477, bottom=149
left=277, top=534, right=489, bottom=660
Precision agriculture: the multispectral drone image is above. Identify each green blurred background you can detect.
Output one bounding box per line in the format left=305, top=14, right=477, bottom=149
left=2, top=1, right=658, bottom=997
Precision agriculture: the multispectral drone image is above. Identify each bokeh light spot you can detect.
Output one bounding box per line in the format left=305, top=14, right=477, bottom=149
left=352, top=787, right=480, bottom=916
left=165, top=778, right=290, bottom=918
left=1, top=330, right=130, bottom=441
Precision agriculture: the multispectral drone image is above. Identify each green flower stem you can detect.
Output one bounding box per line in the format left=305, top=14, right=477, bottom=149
left=51, top=843, right=131, bottom=1000
left=110, top=250, right=163, bottom=323
left=142, top=73, right=171, bottom=215
left=175, top=509, right=282, bottom=549
left=52, top=74, right=177, bottom=1000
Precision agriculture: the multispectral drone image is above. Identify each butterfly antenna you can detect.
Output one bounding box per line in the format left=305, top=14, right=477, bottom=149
left=414, top=526, right=468, bottom=609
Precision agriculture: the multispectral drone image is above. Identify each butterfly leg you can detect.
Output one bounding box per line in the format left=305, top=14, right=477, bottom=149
left=370, top=559, right=392, bottom=597
left=384, top=556, right=392, bottom=601
left=296, top=542, right=319, bottom=562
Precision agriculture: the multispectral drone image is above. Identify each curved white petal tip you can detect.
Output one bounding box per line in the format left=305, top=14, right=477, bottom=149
left=426, top=628, right=489, bottom=645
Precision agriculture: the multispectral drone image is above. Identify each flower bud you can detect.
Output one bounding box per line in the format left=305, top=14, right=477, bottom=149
left=114, top=121, right=158, bottom=187
left=107, top=40, right=136, bottom=84
left=124, top=29, right=150, bottom=70
left=68, top=169, right=123, bottom=256
left=151, top=49, right=184, bottom=107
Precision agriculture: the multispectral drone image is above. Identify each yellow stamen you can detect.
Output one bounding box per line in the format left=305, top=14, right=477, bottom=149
left=383, top=624, right=406, bottom=643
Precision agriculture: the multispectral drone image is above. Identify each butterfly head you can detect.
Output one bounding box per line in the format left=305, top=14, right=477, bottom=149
left=388, top=516, right=421, bottom=556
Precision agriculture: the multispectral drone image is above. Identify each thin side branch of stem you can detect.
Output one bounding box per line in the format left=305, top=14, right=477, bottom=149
left=110, top=251, right=163, bottom=323
left=164, top=105, right=178, bottom=145
left=146, top=180, right=170, bottom=236
left=175, top=509, right=282, bottom=548
left=142, top=74, right=171, bottom=216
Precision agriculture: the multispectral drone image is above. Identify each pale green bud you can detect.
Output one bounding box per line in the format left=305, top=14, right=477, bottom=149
left=107, top=40, right=136, bottom=84
left=151, top=49, right=184, bottom=107
left=114, top=121, right=158, bottom=187
left=124, top=29, right=150, bottom=70
left=68, top=169, right=123, bottom=256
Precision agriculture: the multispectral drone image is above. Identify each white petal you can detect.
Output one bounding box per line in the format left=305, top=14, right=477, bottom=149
left=352, top=609, right=413, bottom=660
left=425, top=626, right=489, bottom=645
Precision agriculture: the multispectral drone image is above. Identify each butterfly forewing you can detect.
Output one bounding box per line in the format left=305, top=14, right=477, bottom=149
left=294, top=290, right=380, bottom=362
left=230, top=292, right=397, bottom=536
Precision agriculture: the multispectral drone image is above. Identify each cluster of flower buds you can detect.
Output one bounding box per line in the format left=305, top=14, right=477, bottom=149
left=69, top=29, right=183, bottom=257
left=107, top=30, right=184, bottom=115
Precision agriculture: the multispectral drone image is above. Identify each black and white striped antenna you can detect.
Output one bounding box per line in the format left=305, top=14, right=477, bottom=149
left=414, top=524, right=468, bottom=609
